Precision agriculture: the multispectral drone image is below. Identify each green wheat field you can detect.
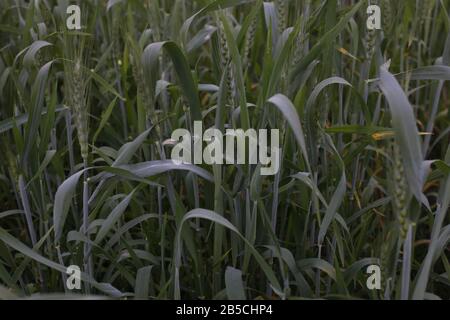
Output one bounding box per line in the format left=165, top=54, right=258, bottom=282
left=0, top=0, right=449, bottom=300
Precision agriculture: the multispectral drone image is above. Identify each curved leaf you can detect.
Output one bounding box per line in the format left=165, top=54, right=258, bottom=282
left=53, top=169, right=88, bottom=243
left=268, top=94, right=310, bottom=170
left=378, top=65, right=429, bottom=208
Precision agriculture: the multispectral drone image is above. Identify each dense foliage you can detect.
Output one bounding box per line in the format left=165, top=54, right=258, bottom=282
left=0, top=0, right=449, bottom=300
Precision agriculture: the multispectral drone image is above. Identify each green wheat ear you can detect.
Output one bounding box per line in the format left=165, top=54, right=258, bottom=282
left=365, top=28, right=376, bottom=62
left=392, top=142, right=409, bottom=240
left=62, top=11, right=92, bottom=164
left=243, top=15, right=257, bottom=69
left=72, top=59, right=89, bottom=162
left=217, top=16, right=235, bottom=108
left=275, top=0, right=288, bottom=34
